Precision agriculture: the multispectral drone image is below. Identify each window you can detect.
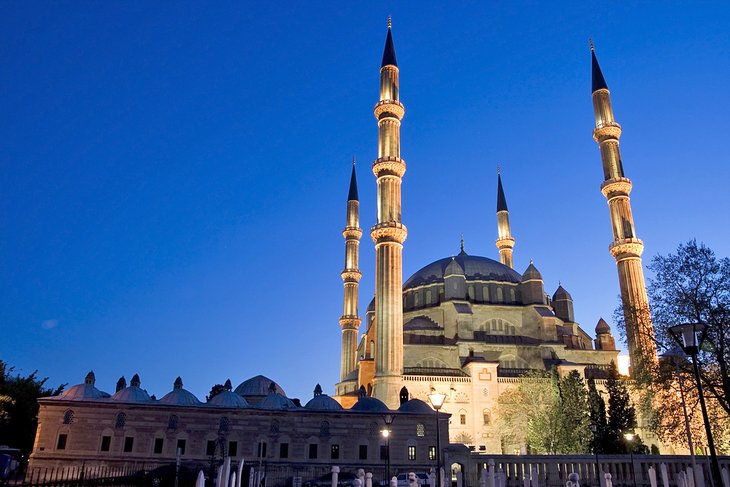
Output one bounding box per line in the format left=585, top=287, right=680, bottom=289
left=416, top=423, right=425, bottom=437
left=426, top=290, right=432, bottom=304
left=63, top=410, right=74, bottom=424
left=57, top=434, right=68, bottom=450
left=270, top=420, right=280, bottom=434
left=429, top=446, right=436, bottom=460
left=319, top=421, right=330, bottom=436
left=279, top=443, right=289, bottom=459
left=100, top=435, right=111, bottom=452
left=257, top=441, right=267, bottom=458
left=483, top=410, right=491, bottom=425
left=176, top=439, right=186, bottom=455
left=219, top=416, right=230, bottom=434
left=154, top=438, right=164, bottom=454
left=167, top=415, right=178, bottom=431
left=359, top=445, right=368, bottom=460
left=408, top=446, right=416, bottom=461
left=460, top=414, right=466, bottom=425
left=123, top=437, right=134, bottom=453
left=115, top=412, right=126, bottom=429
left=496, top=287, right=503, bottom=302
left=483, top=287, right=490, bottom=302
left=308, top=444, right=318, bottom=459
left=331, top=444, right=339, bottom=459
left=229, top=441, right=238, bottom=457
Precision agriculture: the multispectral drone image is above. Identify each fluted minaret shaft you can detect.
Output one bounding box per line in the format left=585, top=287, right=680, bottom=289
left=340, top=163, right=362, bottom=382
left=495, top=171, right=515, bottom=268
left=591, top=44, right=656, bottom=370
left=371, top=22, right=406, bottom=407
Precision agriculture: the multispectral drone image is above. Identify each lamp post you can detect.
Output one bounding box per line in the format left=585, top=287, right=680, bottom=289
left=382, top=413, right=394, bottom=486
left=590, top=424, right=601, bottom=487
left=623, top=433, right=637, bottom=487
left=428, top=392, right=447, bottom=487
left=668, top=323, right=722, bottom=487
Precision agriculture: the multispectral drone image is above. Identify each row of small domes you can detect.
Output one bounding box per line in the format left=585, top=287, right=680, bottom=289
left=50, top=372, right=434, bottom=413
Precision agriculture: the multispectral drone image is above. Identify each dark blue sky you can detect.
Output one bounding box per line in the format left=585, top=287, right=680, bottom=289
left=2, top=2, right=728, bottom=402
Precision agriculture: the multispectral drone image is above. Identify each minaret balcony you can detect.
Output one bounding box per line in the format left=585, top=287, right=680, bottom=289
left=372, top=156, right=406, bottom=178
left=593, top=122, right=622, bottom=142
left=600, top=177, right=633, bottom=198
left=609, top=238, right=645, bottom=259
left=496, top=237, right=515, bottom=250
left=370, top=222, right=407, bottom=244
left=374, top=100, right=405, bottom=120
left=341, top=269, right=362, bottom=282
left=339, top=316, right=362, bottom=330
left=342, top=227, right=363, bottom=239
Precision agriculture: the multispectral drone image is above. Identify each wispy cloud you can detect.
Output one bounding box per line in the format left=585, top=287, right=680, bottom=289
left=41, top=319, right=58, bottom=330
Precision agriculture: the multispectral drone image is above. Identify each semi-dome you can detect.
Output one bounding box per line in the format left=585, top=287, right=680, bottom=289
left=159, top=377, right=202, bottom=406
left=305, top=384, right=344, bottom=411
left=234, top=375, right=286, bottom=398
left=53, top=371, right=110, bottom=401
left=208, top=390, right=250, bottom=408
left=111, top=374, right=152, bottom=403
left=404, top=254, right=522, bottom=290
left=398, top=398, right=434, bottom=413
left=350, top=396, right=390, bottom=412
left=259, top=392, right=298, bottom=410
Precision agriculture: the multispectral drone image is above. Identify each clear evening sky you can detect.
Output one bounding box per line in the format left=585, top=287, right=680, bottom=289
left=2, top=2, right=728, bottom=402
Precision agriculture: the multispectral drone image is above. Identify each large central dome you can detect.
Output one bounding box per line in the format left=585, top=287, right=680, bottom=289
left=403, top=252, right=522, bottom=290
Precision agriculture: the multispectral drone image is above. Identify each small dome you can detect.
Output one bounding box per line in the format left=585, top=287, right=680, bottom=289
left=208, top=390, right=250, bottom=408
left=398, top=398, right=434, bottom=413
left=53, top=371, right=110, bottom=401
left=595, top=318, right=611, bottom=334
left=159, top=377, right=202, bottom=406
left=234, top=375, right=286, bottom=398
left=522, top=261, right=543, bottom=281
left=444, top=257, right=465, bottom=277
left=259, top=392, right=298, bottom=410
left=111, top=374, right=152, bottom=403
left=305, top=391, right=344, bottom=411
left=350, top=396, right=390, bottom=412
left=552, top=285, right=572, bottom=301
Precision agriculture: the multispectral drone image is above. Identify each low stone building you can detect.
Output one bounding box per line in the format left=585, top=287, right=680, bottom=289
left=30, top=372, right=448, bottom=485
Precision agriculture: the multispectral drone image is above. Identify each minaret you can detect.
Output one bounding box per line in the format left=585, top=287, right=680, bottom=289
left=371, top=18, right=406, bottom=407
left=339, top=160, right=363, bottom=382
left=495, top=169, right=515, bottom=268
left=590, top=41, right=657, bottom=369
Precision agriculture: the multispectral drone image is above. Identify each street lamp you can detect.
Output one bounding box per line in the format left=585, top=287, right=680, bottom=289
left=623, top=433, right=637, bottom=487
left=382, top=413, right=394, bottom=486
left=668, top=323, right=722, bottom=487
left=428, top=392, right=447, bottom=487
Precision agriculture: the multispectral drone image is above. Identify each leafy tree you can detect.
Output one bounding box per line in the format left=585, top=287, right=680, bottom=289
left=603, top=362, right=648, bottom=453
left=0, top=361, right=64, bottom=456
left=587, top=378, right=609, bottom=453
left=558, top=370, right=591, bottom=453
left=206, top=379, right=234, bottom=401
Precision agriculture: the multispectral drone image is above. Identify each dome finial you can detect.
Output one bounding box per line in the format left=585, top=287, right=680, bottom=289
left=497, top=164, right=500, bottom=175
left=314, top=384, right=323, bottom=397
left=173, top=377, right=183, bottom=390
left=530, top=258, right=534, bottom=265
left=589, top=37, right=595, bottom=52
left=85, top=371, right=96, bottom=385
left=387, top=16, right=392, bottom=29
left=460, top=234, right=464, bottom=252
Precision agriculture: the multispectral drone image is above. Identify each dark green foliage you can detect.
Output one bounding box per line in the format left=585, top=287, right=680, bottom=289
left=558, top=370, right=591, bottom=453
left=603, top=362, right=646, bottom=453
left=588, top=377, right=609, bottom=453
left=0, top=361, right=64, bottom=456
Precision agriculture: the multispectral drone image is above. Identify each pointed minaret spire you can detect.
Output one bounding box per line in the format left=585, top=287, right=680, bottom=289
left=591, top=40, right=609, bottom=93
left=590, top=43, right=656, bottom=372
left=348, top=158, right=359, bottom=201
left=381, top=18, right=398, bottom=68
left=495, top=169, right=515, bottom=268
left=338, top=159, right=363, bottom=387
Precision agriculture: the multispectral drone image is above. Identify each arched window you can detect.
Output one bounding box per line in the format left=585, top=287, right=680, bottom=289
left=270, top=420, right=280, bottom=434
left=426, top=290, right=432, bottom=304
left=167, top=414, right=178, bottom=431
left=510, top=288, right=516, bottom=302
left=483, top=287, right=490, bottom=302
left=483, top=409, right=492, bottom=425
left=319, top=421, right=330, bottom=437
left=115, top=412, right=126, bottom=429
left=468, top=286, right=475, bottom=300
left=496, top=287, right=503, bottom=302
left=63, top=409, right=74, bottom=425
left=218, top=416, right=230, bottom=434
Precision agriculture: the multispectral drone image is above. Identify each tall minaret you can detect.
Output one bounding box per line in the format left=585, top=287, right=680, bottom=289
left=495, top=169, right=515, bottom=268
left=371, top=18, right=406, bottom=407
left=590, top=41, right=657, bottom=369
left=339, top=160, right=363, bottom=383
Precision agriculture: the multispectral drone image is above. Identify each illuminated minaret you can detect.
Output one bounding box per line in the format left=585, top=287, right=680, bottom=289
left=590, top=41, right=657, bottom=369
left=339, top=160, right=362, bottom=382
left=371, top=18, right=406, bottom=407
left=495, top=169, right=515, bottom=268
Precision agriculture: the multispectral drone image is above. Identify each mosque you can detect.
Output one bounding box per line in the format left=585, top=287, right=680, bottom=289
left=332, top=22, right=658, bottom=452
left=28, top=21, right=662, bottom=475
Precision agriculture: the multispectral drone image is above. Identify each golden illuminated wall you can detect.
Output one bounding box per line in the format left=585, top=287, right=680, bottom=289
left=591, top=49, right=657, bottom=369
left=371, top=27, right=406, bottom=408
